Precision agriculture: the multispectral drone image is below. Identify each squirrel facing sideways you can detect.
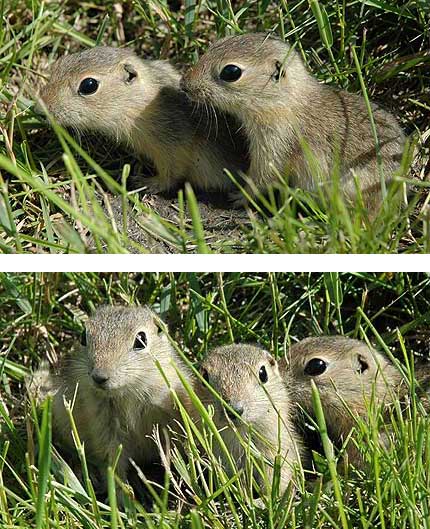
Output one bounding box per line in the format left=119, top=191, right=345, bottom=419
left=280, top=336, right=403, bottom=466
left=38, top=47, right=248, bottom=194
left=27, top=305, right=192, bottom=487
left=181, top=33, right=406, bottom=211
left=195, top=344, right=303, bottom=495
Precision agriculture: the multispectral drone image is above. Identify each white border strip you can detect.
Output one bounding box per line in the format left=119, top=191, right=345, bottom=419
left=0, top=254, right=429, bottom=272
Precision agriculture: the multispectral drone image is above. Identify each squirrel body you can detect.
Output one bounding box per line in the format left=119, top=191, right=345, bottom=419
left=181, top=33, right=406, bottom=210
left=28, top=305, right=192, bottom=482
left=281, top=335, right=402, bottom=466
left=196, top=344, right=302, bottom=494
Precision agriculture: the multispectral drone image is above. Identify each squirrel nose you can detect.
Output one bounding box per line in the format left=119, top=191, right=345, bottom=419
left=32, top=101, right=49, bottom=124
left=179, top=77, right=190, bottom=94
left=33, top=98, right=48, bottom=117
left=226, top=403, right=244, bottom=420
left=33, top=102, right=44, bottom=116
left=91, top=368, right=110, bottom=387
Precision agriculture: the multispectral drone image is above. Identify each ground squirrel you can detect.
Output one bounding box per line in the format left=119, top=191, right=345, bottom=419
left=195, top=344, right=303, bottom=495
left=181, top=33, right=406, bottom=211
left=280, top=335, right=402, bottom=466
left=27, top=305, right=192, bottom=486
left=38, top=46, right=248, bottom=194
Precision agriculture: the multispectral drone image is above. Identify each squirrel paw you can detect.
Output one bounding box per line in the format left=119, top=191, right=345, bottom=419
left=140, top=177, right=172, bottom=195
left=228, top=190, right=248, bottom=209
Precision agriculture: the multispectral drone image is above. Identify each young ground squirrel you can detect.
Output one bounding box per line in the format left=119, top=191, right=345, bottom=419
left=195, top=344, right=302, bottom=495
left=38, top=46, right=248, bottom=194
left=280, top=336, right=402, bottom=466
left=28, top=305, right=192, bottom=485
left=181, top=33, right=406, bottom=211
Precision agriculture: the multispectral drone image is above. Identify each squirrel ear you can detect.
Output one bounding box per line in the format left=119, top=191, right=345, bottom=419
left=271, top=60, right=286, bottom=82
left=123, top=63, right=138, bottom=84
left=356, top=354, right=370, bottom=374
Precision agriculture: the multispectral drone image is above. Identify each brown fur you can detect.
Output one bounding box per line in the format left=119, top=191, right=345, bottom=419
left=27, top=305, right=192, bottom=484
left=181, top=33, right=406, bottom=211
left=280, top=336, right=402, bottom=466
left=194, top=344, right=303, bottom=494
left=38, top=46, right=249, bottom=194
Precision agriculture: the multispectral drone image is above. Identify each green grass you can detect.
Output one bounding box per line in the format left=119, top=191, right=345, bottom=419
left=2, top=272, right=430, bottom=527
left=0, top=0, right=429, bottom=253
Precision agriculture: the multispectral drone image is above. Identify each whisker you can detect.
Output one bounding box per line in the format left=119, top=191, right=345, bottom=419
left=204, top=101, right=213, bottom=142
left=210, top=103, right=219, bottom=140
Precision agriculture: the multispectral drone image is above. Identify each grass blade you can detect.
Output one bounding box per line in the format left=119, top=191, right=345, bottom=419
left=35, top=397, right=52, bottom=529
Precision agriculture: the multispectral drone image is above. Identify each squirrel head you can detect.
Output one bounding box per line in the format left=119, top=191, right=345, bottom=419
left=76, top=305, right=173, bottom=397
left=37, top=46, right=178, bottom=138
left=199, top=343, right=289, bottom=429
left=181, top=33, right=310, bottom=120
left=285, top=336, right=402, bottom=421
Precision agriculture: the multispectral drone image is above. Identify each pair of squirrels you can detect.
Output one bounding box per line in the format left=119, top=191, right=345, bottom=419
left=38, top=33, right=406, bottom=212
left=28, top=305, right=421, bottom=500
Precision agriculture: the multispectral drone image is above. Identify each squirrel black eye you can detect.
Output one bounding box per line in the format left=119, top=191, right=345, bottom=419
left=80, top=330, right=87, bottom=346
left=304, top=358, right=327, bottom=376
left=133, top=331, right=147, bottom=350
left=220, top=64, right=242, bottom=82
left=201, top=368, right=210, bottom=383
left=259, top=365, right=268, bottom=384
left=78, top=77, right=99, bottom=95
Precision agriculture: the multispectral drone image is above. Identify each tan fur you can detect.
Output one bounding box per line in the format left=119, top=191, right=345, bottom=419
left=38, top=46, right=248, bottom=194
left=194, top=344, right=303, bottom=494
left=181, top=33, right=406, bottom=211
left=28, top=305, right=192, bottom=483
left=280, top=336, right=402, bottom=466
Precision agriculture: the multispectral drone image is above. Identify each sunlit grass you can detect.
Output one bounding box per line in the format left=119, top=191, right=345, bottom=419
left=2, top=272, right=430, bottom=527
left=0, top=0, right=428, bottom=253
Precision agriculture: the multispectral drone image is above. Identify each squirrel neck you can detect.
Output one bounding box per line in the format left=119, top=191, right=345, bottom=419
left=129, top=85, right=194, bottom=164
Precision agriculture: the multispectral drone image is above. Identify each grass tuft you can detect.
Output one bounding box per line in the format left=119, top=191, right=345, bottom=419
left=0, top=0, right=428, bottom=252
left=2, top=272, right=430, bottom=527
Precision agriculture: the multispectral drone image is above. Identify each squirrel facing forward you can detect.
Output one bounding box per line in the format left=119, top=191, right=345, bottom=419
left=27, top=305, right=192, bottom=487
left=194, top=343, right=303, bottom=495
